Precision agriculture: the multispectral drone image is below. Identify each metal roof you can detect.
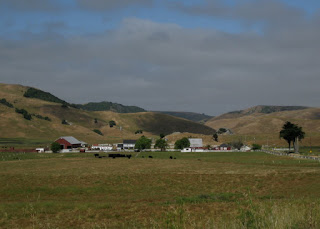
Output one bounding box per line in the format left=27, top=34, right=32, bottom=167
left=58, top=136, right=82, bottom=145
left=189, top=138, right=203, bottom=147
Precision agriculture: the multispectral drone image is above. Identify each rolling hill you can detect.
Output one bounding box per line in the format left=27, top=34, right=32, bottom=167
left=0, top=83, right=216, bottom=146
left=205, top=105, right=320, bottom=146
left=154, top=111, right=213, bottom=123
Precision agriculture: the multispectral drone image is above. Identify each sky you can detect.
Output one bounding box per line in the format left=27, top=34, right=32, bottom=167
left=1, top=0, right=320, bottom=116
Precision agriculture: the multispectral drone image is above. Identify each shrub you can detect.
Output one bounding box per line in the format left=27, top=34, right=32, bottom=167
left=252, top=144, right=262, bottom=150
left=135, top=136, right=152, bottom=150
left=33, top=114, right=51, bottom=121
left=93, top=129, right=103, bottom=136
left=109, top=120, right=116, bottom=127
left=174, top=137, right=190, bottom=149
left=135, top=130, right=143, bottom=134
left=15, top=108, right=32, bottom=120
left=61, top=119, right=69, bottom=125
left=51, top=142, right=61, bottom=153
left=0, top=98, right=13, bottom=108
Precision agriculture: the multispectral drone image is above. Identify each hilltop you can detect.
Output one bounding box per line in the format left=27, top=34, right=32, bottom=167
left=213, top=105, right=309, bottom=120
left=206, top=105, right=320, bottom=134
left=0, top=83, right=216, bottom=146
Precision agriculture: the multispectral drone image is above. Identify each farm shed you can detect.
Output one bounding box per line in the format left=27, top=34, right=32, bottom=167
left=188, top=138, right=203, bottom=148
left=55, top=136, right=86, bottom=149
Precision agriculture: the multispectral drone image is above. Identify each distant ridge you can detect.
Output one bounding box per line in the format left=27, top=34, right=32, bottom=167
left=214, top=105, right=309, bottom=120
left=22, top=87, right=146, bottom=113
left=155, top=111, right=213, bottom=123
left=75, top=101, right=146, bottom=113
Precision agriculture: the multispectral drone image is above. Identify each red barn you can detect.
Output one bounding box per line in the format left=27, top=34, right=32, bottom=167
left=55, top=136, right=85, bottom=149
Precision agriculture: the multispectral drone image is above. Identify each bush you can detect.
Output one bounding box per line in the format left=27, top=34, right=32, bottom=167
left=61, top=119, right=69, bottom=125
left=0, top=98, right=13, bottom=108
left=15, top=108, right=32, bottom=120
left=228, top=140, right=244, bottom=150
left=51, top=142, right=61, bottom=153
left=109, top=120, right=116, bottom=127
left=135, top=136, right=152, bottom=150
left=135, top=130, right=143, bottom=134
left=93, top=129, right=103, bottom=136
left=174, top=137, right=190, bottom=149
left=34, top=114, right=51, bottom=121
left=252, top=144, right=262, bottom=150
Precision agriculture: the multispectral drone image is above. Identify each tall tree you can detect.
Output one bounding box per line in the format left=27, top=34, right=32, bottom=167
left=174, top=137, right=190, bottom=150
left=279, top=121, right=305, bottom=152
left=135, top=136, right=152, bottom=150
left=154, top=138, right=168, bottom=151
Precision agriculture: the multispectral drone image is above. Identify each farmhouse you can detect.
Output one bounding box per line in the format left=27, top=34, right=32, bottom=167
left=213, top=144, right=232, bottom=151
left=123, top=140, right=137, bottom=150
left=91, top=144, right=113, bottom=151
left=55, top=136, right=86, bottom=149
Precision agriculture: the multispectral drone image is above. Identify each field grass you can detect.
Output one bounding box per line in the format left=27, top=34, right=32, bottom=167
left=0, top=138, right=52, bottom=148
left=1, top=151, right=320, bottom=228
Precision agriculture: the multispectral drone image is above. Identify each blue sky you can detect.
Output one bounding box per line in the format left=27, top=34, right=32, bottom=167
left=1, top=0, right=320, bottom=115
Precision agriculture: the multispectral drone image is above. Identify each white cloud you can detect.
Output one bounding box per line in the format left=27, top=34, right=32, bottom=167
left=1, top=16, right=320, bottom=115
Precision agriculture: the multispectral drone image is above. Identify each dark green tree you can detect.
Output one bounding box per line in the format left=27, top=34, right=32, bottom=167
left=154, top=138, right=168, bottom=151
left=229, top=140, right=244, bottom=150
left=280, top=121, right=305, bottom=152
left=51, top=142, right=61, bottom=153
left=135, top=136, right=152, bottom=150
left=213, top=133, right=218, bottom=141
left=93, top=129, right=103, bottom=136
left=109, top=120, right=116, bottom=127
left=135, top=130, right=143, bottom=134
left=61, top=119, right=68, bottom=125
left=160, top=133, right=165, bottom=139
left=252, top=144, right=262, bottom=150
left=174, top=137, right=190, bottom=150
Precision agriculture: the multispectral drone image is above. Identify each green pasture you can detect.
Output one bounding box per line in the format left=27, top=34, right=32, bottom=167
left=1, top=151, right=320, bottom=228
left=0, top=138, right=51, bottom=148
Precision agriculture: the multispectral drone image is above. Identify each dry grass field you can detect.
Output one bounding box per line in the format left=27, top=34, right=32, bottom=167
left=1, top=151, right=320, bottom=228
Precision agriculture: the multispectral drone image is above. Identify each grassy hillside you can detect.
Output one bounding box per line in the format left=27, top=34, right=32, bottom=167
left=155, top=111, right=213, bottom=123
left=214, top=105, right=309, bottom=120
left=0, top=83, right=215, bottom=146
left=205, top=106, right=320, bottom=147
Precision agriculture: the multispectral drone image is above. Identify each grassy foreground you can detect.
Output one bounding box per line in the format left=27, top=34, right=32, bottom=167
left=1, top=151, right=320, bottom=228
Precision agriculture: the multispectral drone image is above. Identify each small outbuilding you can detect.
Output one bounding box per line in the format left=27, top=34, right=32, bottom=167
left=189, top=138, right=203, bottom=148
left=123, top=140, right=137, bottom=150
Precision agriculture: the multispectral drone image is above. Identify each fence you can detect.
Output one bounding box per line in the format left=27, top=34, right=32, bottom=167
left=263, top=150, right=320, bottom=161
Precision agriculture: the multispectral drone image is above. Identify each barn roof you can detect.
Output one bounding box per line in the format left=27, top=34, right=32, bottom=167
left=57, top=136, right=83, bottom=145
